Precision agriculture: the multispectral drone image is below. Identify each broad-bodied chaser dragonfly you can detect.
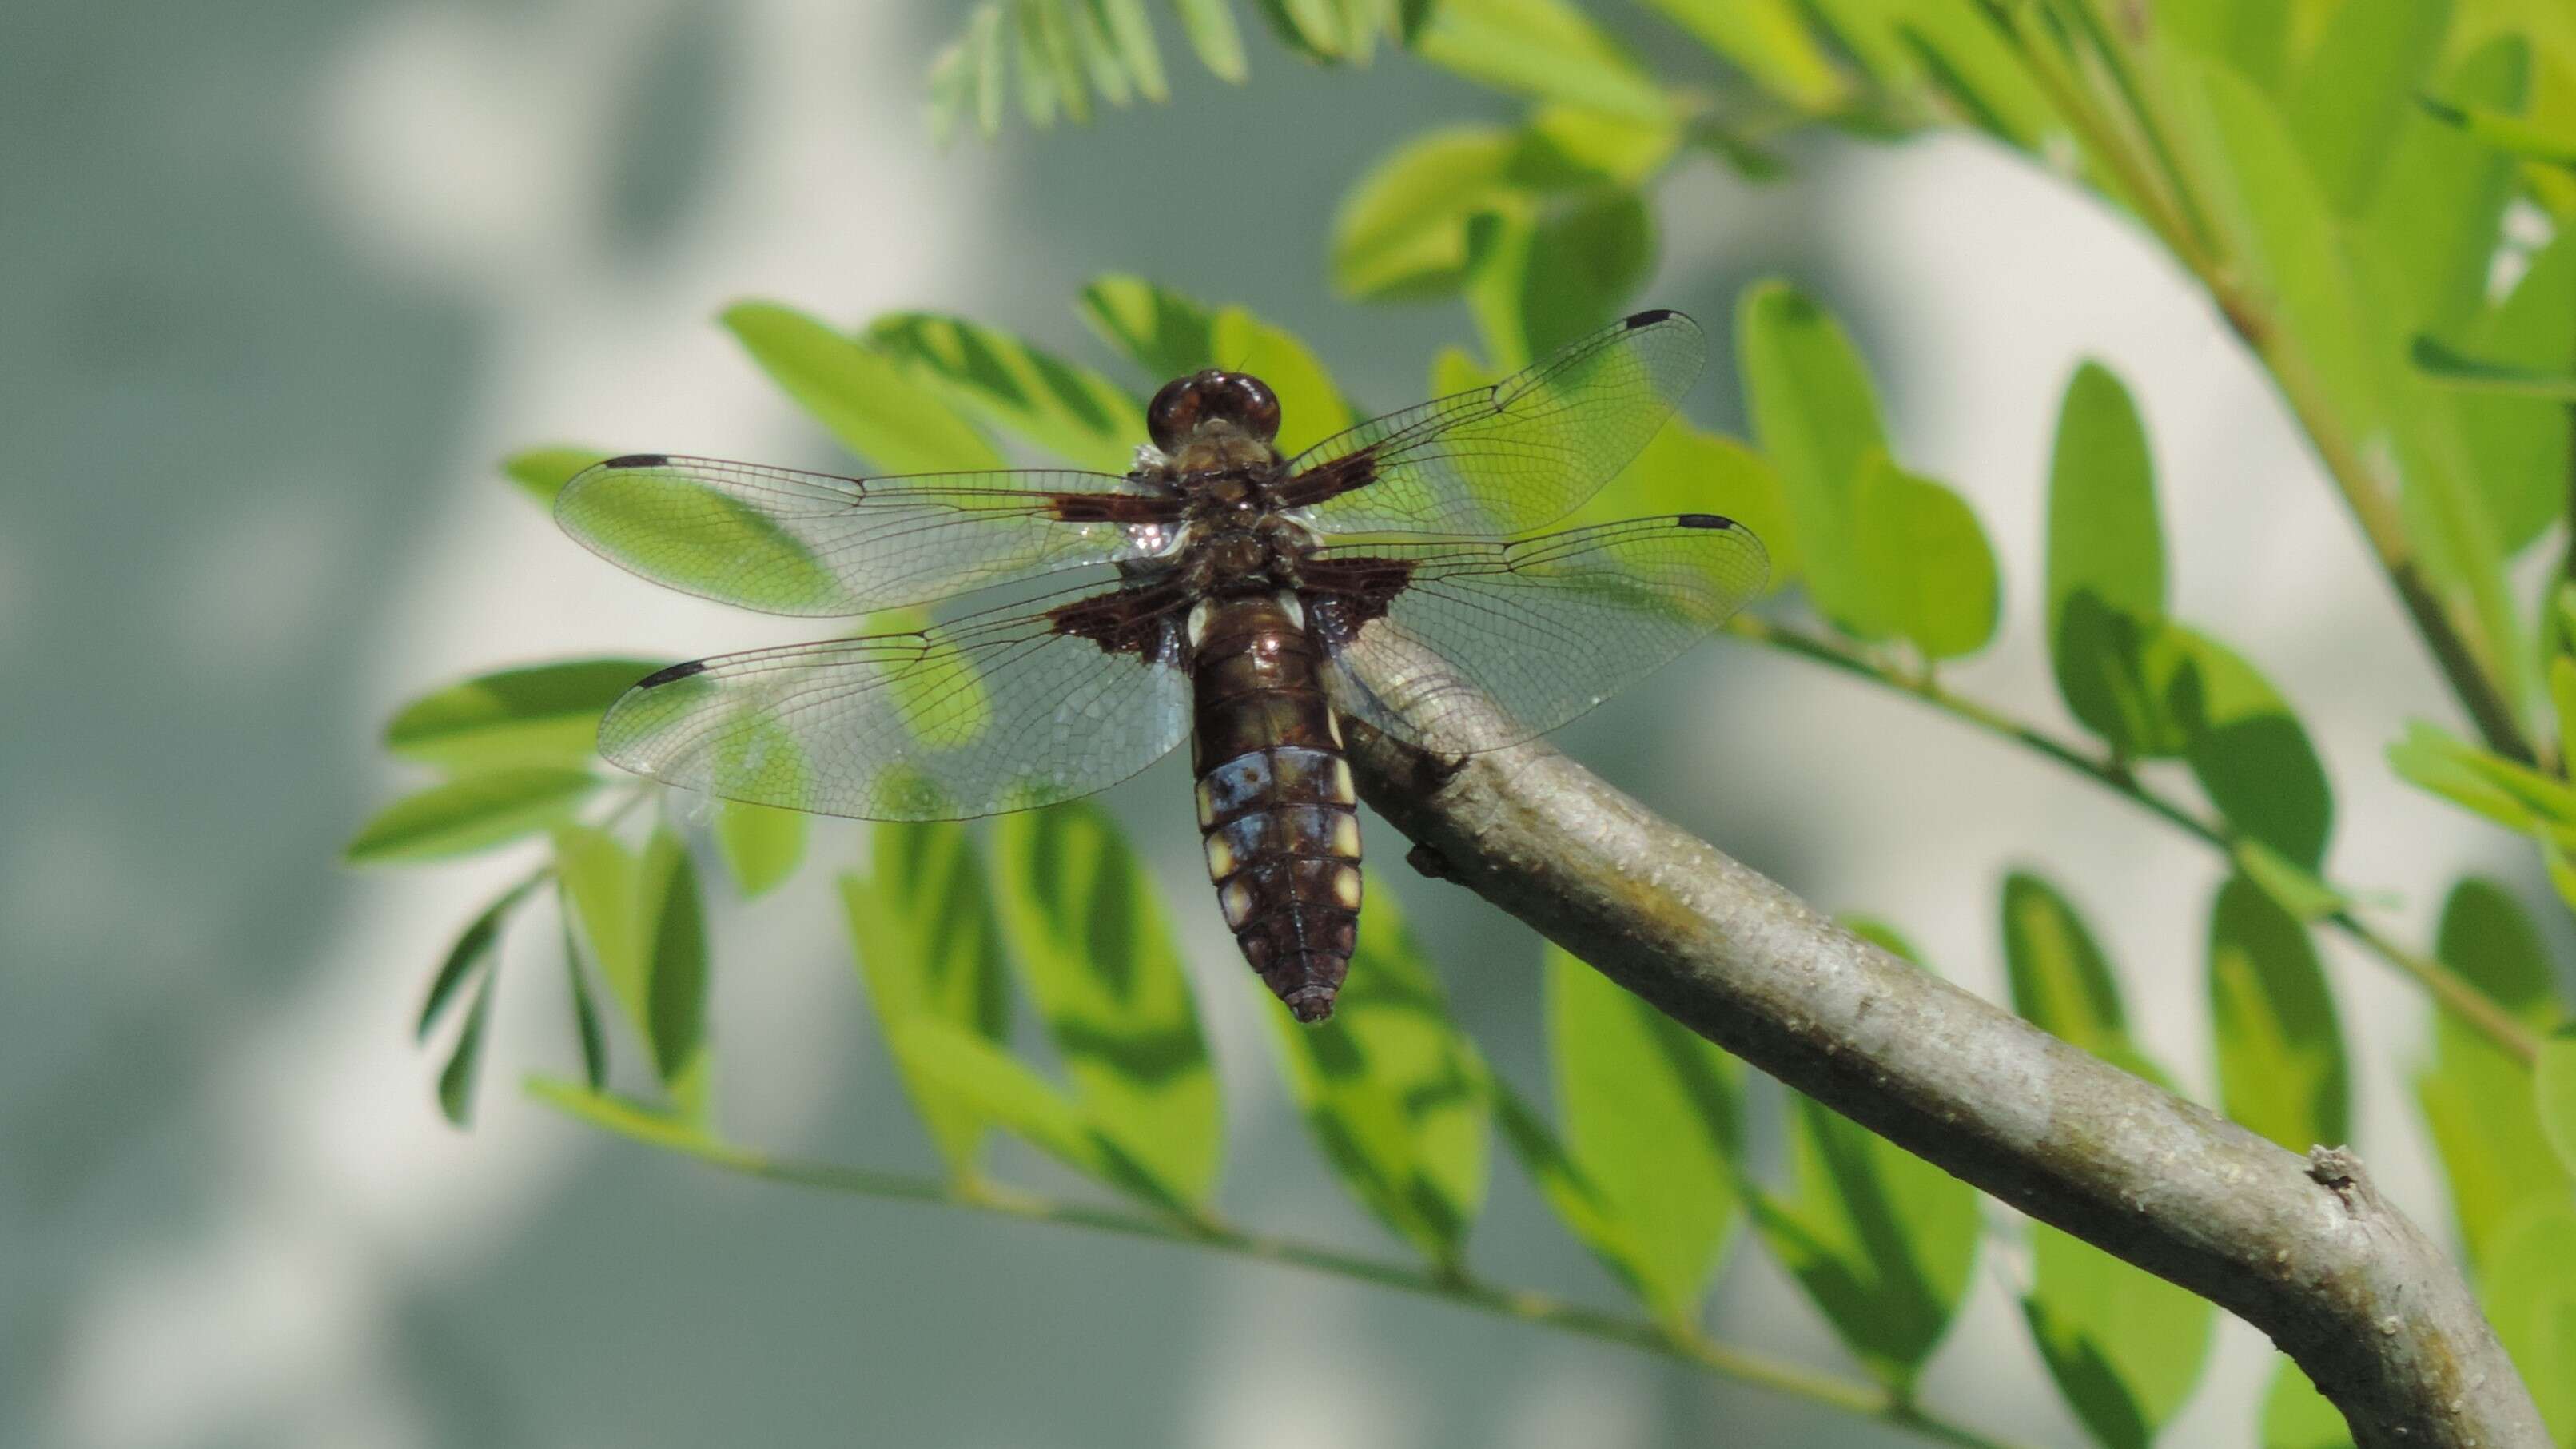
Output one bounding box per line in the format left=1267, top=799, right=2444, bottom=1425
left=559, top=309, right=1767, bottom=1021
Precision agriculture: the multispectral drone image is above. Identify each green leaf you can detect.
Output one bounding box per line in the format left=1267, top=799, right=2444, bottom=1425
left=2260, top=1359, right=2355, bottom=1449
left=2451, top=227, right=2576, bottom=551
left=1077, top=273, right=1216, bottom=381
left=561, top=907, right=609, bottom=1090
left=1248, top=0, right=1350, bottom=59
left=2231, top=838, right=2348, bottom=922
left=416, top=880, right=537, bottom=1041
left=1089, top=0, right=1167, bottom=102
left=1331, top=125, right=1522, bottom=301
left=1754, top=1089, right=1981, bottom=1390
left=1487, top=1079, right=1658, bottom=1308
left=841, top=822, right=1012, bottom=1177
left=1463, top=190, right=1655, bottom=369
left=2157, top=0, right=2289, bottom=90
left=1895, top=2, right=2064, bottom=153
left=991, top=802, right=1221, bottom=1204
left=384, top=658, right=660, bottom=773
left=1411, top=0, right=1670, bottom=125
left=2046, top=362, right=2176, bottom=754
left=1603, top=420, right=1799, bottom=590
left=2367, top=38, right=2530, bottom=340
left=1211, top=306, right=1352, bottom=455
left=2208, top=873, right=2350, bottom=1152
left=1170, top=0, right=1249, bottom=82
left=865, top=311, right=1147, bottom=473
left=1738, top=280, right=1892, bottom=639
left=503, top=446, right=611, bottom=508
left=555, top=826, right=644, bottom=1029
left=2411, top=334, right=2576, bottom=400
left=345, top=768, right=599, bottom=864
left=1853, top=452, right=2000, bottom=659
left=436, top=970, right=499, bottom=1127
left=2485, top=1200, right=2576, bottom=1439
left=2539, top=1025, right=2576, bottom=1178
left=2154, top=625, right=2333, bottom=868
left=2284, top=0, right=2451, bottom=214
left=722, top=301, right=1005, bottom=472
left=1268, top=881, right=1489, bottom=1266
left=2388, top=719, right=2576, bottom=842
left=894, top=1017, right=1193, bottom=1212
left=2001, top=870, right=2129, bottom=1061
left=639, top=828, right=711, bottom=1117
left=2021, top=1222, right=2216, bottom=1449
left=928, top=14, right=983, bottom=145
left=529, top=1078, right=707, bottom=1152
left=2419, top=91, right=2576, bottom=170
left=714, top=799, right=804, bottom=898
left=2420, top=879, right=2574, bottom=1268
left=1548, top=944, right=1740, bottom=1323
left=1637, top=0, right=1841, bottom=109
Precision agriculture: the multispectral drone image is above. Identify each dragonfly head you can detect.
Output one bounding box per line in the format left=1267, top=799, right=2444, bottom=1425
left=1148, top=369, right=1280, bottom=452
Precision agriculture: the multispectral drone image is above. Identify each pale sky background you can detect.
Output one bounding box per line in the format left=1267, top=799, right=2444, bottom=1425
left=3, top=1, right=2550, bottom=1445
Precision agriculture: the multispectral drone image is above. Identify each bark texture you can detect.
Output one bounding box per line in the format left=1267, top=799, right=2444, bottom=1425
left=1346, top=719, right=2546, bottom=1449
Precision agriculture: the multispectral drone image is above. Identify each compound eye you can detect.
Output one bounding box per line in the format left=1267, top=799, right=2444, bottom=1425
left=1146, top=376, right=1202, bottom=452
left=1228, top=374, right=1280, bottom=443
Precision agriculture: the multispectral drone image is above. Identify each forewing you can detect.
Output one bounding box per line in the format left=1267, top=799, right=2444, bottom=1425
left=1306, top=515, right=1767, bottom=755
left=556, top=454, right=1181, bottom=616
left=1280, top=311, right=1705, bottom=538
left=597, top=587, right=1192, bottom=821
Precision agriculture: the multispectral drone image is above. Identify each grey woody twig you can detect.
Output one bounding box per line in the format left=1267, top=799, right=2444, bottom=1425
left=1344, top=717, right=2550, bottom=1449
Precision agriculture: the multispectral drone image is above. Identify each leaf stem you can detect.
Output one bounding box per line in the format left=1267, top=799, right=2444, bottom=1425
left=1725, top=614, right=2543, bottom=1064
left=528, top=1078, right=2027, bottom=1449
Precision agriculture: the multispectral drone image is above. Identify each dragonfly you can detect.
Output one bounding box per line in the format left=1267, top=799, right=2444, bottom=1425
left=558, top=309, right=1768, bottom=1022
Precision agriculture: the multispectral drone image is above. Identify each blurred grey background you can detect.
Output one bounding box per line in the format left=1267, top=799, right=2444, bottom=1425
left=3, top=2, right=2534, bottom=1445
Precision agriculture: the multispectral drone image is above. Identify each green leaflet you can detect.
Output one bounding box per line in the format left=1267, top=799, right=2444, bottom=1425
left=2046, top=362, right=2176, bottom=756
left=1268, top=879, right=1489, bottom=1267
left=1851, top=451, right=2000, bottom=661
left=2415, top=335, right=2576, bottom=400
left=638, top=828, right=711, bottom=1119
left=990, top=802, right=1222, bottom=1205
left=2538, top=1026, right=2576, bottom=1178
left=1490, top=1078, right=1658, bottom=1304
left=2001, top=870, right=2130, bottom=1061
left=1609, top=420, right=1800, bottom=592
left=864, top=311, right=1147, bottom=473
left=384, top=658, right=663, bottom=774
left=1462, top=191, right=1655, bottom=368
left=2419, top=878, right=2572, bottom=1268
left=714, top=799, right=804, bottom=898
left=2208, top=873, right=2350, bottom=1152
left=1737, top=280, right=1892, bottom=639
left=2418, top=91, right=2576, bottom=170
left=502, top=445, right=611, bottom=508
left=1753, top=930, right=1976, bottom=1391
left=722, top=301, right=1004, bottom=472
left=1077, top=273, right=1217, bottom=382
left=2365, top=38, right=2528, bottom=340
left=842, top=822, right=1013, bottom=1180
left=2021, top=1220, right=2216, bottom=1449
left=2156, top=0, right=2289, bottom=90
left=344, top=768, right=600, bottom=863
left=436, top=971, right=500, bottom=1128
left=2388, top=719, right=2576, bottom=846
left=1636, top=0, right=1841, bottom=109
left=2259, top=1359, right=2355, bottom=1448
left=2483, top=1202, right=2576, bottom=1438
left=2284, top=0, right=2452, bottom=214
left=1547, top=945, right=1740, bottom=1324
left=1410, top=0, right=1670, bottom=125
left=2153, top=623, right=2333, bottom=869
left=893, top=1017, right=1194, bottom=1213
left=1331, top=125, right=1526, bottom=301
left=416, top=878, right=539, bottom=1041
left=1171, top=0, right=1249, bottom=84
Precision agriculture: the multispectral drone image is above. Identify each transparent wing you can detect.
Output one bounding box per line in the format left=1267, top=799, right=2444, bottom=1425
left=598, top=584, right=1192, bottom=821
left=556, top=453, right=1184, bottom=616
left=1307, top=514, right=1768, bottom=755
left=1279, top=310, right=1705, bottom=539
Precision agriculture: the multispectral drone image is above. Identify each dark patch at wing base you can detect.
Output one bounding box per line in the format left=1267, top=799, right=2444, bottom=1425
left=1049, top=586, right=1186, bottom=658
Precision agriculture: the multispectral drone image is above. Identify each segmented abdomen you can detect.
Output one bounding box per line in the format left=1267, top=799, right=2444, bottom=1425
left=1189, top=595, right=1362, bottom=1023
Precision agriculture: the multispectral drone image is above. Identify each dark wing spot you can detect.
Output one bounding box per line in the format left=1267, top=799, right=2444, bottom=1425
left=602, top=452, right=670, bottom=470
left=1050, top=492, right=1186, bottom=525
left=636, top=659, right=708, bottom=688
left=1272, top=450, right=1379, bottom=510
left=1674, top=513, right=1736, bottom=530
left=1049, top=586, right=1184, bottom=657
left=1623, top=308, right=1683, bottom=329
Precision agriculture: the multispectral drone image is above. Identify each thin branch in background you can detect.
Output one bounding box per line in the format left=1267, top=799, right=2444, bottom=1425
left=1725, top=615, right=2544, bottom=1064
left=527, top=1079, right=2030, bottom=1449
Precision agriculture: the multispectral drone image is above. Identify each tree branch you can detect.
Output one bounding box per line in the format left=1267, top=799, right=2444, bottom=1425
left=1346, top=719, right=2549, bottom=1448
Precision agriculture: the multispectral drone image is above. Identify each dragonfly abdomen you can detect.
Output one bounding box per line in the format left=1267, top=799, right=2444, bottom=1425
left=1189, top=595, right=1361, bottom=1023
